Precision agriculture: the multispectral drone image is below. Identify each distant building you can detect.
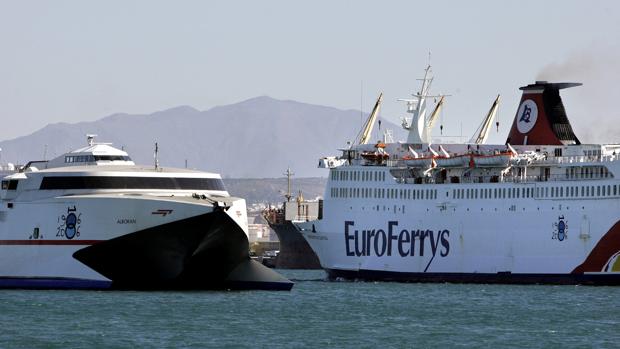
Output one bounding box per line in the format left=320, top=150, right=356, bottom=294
left=247, top=223, right=279, bottom=243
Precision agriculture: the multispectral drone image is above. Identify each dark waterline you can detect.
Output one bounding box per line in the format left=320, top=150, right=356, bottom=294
left=1, top=269, right=619, bottom=348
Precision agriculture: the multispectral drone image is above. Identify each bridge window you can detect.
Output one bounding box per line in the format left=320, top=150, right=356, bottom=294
left=40, top=176, right=227, bottom=191
left=2, top=180, right=19, bottom=190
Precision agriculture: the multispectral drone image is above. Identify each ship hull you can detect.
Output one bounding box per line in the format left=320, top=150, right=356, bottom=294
left=299, top=180, right=620, bottom=285
left=267, top=221, right=321, bottom=269
left=0, top=194, right=293, bottom=290
left=325, top=269, right=620, bottom=286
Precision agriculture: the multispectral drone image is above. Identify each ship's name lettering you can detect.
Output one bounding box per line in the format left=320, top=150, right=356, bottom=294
left=344, top=221, right=449, bottom=258
left=117, top=218, right=137, bottom=224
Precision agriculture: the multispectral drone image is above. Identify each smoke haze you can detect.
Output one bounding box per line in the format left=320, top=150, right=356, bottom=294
left=536, top=45, right=620, bottom=144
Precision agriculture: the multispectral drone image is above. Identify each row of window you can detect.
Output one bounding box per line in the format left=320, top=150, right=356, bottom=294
left=1, top=180, right=19, bottom=190
left=39, top=176, right=226, bottom=191
left=452, top=184, right=620, bottom=200
left=565, top=166, right=610, bottom=179
left=65, top=155, right=132, bottom=163
left=330, top=182, right=620, bottom=201
left=583, top=149, right=602, bottom=157
left=331, top=170, right=386, bottom=182
left=330, top=187, right=438, bottom=200
left=453, top=187, right=532, bottom=200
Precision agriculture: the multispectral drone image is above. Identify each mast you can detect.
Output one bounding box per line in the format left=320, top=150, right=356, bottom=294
left=358, top=93, right=383, bottom=145
left=154, top=142, right=159, bottom=170
left=399, top=65, right=437, bottom=144
left=284, top=167, right=294, bottom=202
left=470, top=95, right=501, bottom=144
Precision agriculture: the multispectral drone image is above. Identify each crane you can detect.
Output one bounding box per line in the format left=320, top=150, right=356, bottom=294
left=470, top=95, right=501, bottom=144
left=358, top=92, right=383, bottom=145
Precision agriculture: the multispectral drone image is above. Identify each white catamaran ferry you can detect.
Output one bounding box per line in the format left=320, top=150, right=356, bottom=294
left=297, top=67, right=620, bottom=285
left=0, top=135, right=292, bottom=290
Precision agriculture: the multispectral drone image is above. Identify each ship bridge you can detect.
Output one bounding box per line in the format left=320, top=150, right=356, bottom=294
left=41, top=135, right=136, bottom=170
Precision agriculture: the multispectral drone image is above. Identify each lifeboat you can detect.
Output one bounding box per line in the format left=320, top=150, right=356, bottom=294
left=361, top=142, right=390, bottom=164
left=435, top=155, right=469, bottom=167
left=361, top=151, right=390, bottom=164
left=403, top=155, right=436, bottom=168
left=472, top=151, right=513, bottom=167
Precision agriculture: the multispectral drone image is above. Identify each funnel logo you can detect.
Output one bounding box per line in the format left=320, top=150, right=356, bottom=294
left=516, top=99, right=538, bottom=134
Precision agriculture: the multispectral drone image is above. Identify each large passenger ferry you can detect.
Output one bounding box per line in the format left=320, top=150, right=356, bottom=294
left=297, top=66, right=620, bottom=285
left=0, top=135, right=292, bottom=290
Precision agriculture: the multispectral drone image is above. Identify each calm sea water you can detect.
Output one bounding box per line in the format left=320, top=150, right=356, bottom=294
left=1, top=269, right=619, bottom=348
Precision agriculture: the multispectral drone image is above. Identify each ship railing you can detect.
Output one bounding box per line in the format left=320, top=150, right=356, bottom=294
left=531, top=154, right=618, bottom=165
left=386, top=159, right=406, bottom=167
left=364, top=154, right=619, bottom=169
left=394, top=172, right=612, bottom=186
left=465, top=173, right=611, bottom=184
left=0, top=164, right=19, bottom=172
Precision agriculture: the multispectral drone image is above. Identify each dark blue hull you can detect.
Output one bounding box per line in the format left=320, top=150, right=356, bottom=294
left=326, top=269, right=620, bottom=286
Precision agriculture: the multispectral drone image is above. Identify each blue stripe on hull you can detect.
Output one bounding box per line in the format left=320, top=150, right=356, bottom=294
left=0, top=277, right=112, bottom=290
left=326, top=269, right=620, bottom=286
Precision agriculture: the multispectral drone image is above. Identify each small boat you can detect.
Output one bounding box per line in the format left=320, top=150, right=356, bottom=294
left=360, top=140, right=391, bottom=164
left=361, top=151, right=390, bottom=164
left=435, top=155, right=468, bottom=167
left=472, top=151, right=513, bottom=167
left=403, top=155, right=435, bottom=168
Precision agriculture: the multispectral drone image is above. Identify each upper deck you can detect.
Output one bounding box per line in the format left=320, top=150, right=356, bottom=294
left=324, top=142, right=620, bottom=187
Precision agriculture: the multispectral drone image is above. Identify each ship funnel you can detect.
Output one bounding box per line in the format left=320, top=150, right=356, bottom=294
left=505, top=82, right=582, bottom=146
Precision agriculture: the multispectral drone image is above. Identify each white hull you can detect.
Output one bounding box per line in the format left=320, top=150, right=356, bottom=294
left=0, top=137, right=294, bottom=290
left=0, top=194, right=249, bottom=287
left=299, top=171, right=620, bottom=284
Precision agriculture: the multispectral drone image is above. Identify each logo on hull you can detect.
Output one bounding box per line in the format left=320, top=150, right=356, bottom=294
left=152, top=209, right=173, bottom=216
left=57, top=206, right=81, bottom=240
left=552, top=215, right=568, bottom=241
left=344, top=221, right=450, bottom=272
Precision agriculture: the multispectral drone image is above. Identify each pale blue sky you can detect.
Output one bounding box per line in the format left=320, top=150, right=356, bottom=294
left=1, top=0, right=619, bottom=143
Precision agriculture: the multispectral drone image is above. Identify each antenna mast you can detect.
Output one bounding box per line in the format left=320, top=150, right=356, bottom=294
left=154, top=142, right=159, bottom=170
left=284, top=167, right=294, bottom=202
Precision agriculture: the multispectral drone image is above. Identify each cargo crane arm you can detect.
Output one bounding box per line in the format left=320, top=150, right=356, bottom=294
left=358, top=92, right=383, bottom=145
left=470, top=95, right=501, bottom=144
left=426, top=95, right=445, bottom=130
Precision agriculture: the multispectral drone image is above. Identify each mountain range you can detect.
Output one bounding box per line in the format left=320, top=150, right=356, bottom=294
left=0, top=96, right=406, bottom=178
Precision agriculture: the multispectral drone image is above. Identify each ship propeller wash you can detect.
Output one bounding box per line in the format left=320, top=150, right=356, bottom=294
left=297, top=66, right=620, bottom=285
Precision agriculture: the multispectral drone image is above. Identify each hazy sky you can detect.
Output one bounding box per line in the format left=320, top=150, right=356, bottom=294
left=1, top=0, right=619, bottom=144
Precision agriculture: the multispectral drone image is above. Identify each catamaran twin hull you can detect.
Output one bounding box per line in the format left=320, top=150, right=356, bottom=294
left=0, top=195, right=292, bottom=290
left=299, top=193, right=620, bottom=285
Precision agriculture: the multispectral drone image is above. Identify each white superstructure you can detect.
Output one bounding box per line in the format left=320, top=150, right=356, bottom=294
left=298, top=70, right=620, bottom=285
left=0, top=136, right=292, bottom=290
